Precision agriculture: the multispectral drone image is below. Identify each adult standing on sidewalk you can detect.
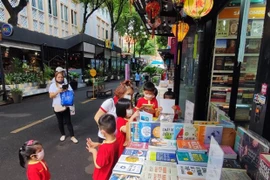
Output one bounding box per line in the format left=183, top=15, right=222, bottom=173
left=134, top=71, right=141, bottom=88
left=49, top=72, right=78, bottom=144
left=94, top=80, right=134, bottom=143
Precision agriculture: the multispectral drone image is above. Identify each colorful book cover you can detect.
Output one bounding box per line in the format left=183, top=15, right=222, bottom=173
left=214, top=57, right=225, bottom=70
left=142, top=160, right=177, bottom=172
left=118, top=155, right=145, bottom=165
left=160, top=122, right=183, bottom=140
left=141, top=173, right=178, bottom=180
left=250, top=19, right=264, bottom=37
left=122, top=149, right=147, bottom=158
left=109, top=173, right=141, bottom=180
left=140, top=111, right=153, bottom=121
left=234, top=126, right=247, bottom=155
left=176, top=152, right=208, bottom=167
left=204, top=126, right=223, bottom=144
left=216, top=20, right=229, bottom=37
left=126, top=142, right=149, bottom=150
left=245, top=39, right=261, bottom=53
left=177, top=165, right=207, bottom=180
left=183, top=123, right=197, bottom=140
left=177, top=139, right=207, bottom=153
left=215, top=39, right=227, bottom=54
left=221, top=128, right=236, bottom=148
left=221, top=168, right=251, bottom=180
left=197, top=125, right=206, bottom=145
left=205, top=144, right=237, bottom=159
left=223, top=159, right=242, bottom=169
left=229, top=20, right=238, bottom=36
left=149, top=138, right=177, bottom=151
left=239, top=131, right=270, bottom=179
left=113, top=163, right=143, bottom=175
left=130, top=122, right=140, bottom=142
left=147, top=150, right=177, bottom=163
left=257, top=153, right=270, bottom=180
left=151, top=122, right=161, bottom=138
left=193, top=121, right=219, bottom=125
left=138, top=121, right=152, bottom=142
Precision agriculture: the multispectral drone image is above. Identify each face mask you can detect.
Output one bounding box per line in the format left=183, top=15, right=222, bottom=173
left=36, top=149, right=45, bottom=161
left=56, top=80, right=64, bottom=84
left=124, top=95, right=132, bottom=100
left=144, top=94, right=153, bottom=100
left=126, top=109, right=133, bottom=117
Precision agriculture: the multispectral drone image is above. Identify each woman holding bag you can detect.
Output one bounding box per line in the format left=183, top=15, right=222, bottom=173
left=49, top=72, right=78, bottom=144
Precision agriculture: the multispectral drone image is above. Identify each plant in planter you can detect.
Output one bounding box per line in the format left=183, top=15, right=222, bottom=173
left=39, top=64, right=54, bottom=88
left=10, top=87, right=23, bottom=103
left=69, top=72, right=80, bottom=90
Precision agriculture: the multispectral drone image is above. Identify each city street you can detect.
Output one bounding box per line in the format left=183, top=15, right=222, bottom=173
left=0, top=80, right=121, bottom=180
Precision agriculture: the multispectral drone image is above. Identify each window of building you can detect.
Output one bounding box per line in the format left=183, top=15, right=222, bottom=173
left=71, top=10, right=77, bottom=25
left=97, top=25, right=100, bottom=38
left=61, top=4, right=68, bottom=21
left=32, top=0, right=43, bottom=10
left=48, top=0, right=57, bottom=17
left=102, top=27, right=105, bottom=39
left=106, top=30, right=108, bottom=39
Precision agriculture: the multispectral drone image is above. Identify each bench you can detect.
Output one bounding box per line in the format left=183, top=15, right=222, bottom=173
left=97, top=89, right=113, bottom=99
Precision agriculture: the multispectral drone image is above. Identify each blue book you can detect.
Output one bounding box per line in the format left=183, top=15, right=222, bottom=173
left=147, top=150, right=177, bottom=163
left=122, top=149, right=147, bottom=158
left=139, top=122, right=152, bottom=142
left=234, top=126, right=246, bottom=154
left=204, top=126, right=223, bottom=144
left=176, top=151, right=208, bottom=167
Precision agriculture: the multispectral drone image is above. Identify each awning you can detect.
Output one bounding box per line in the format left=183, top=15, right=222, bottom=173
left=84, top=52, right=94, bottom=58
left=0, top=41, right=41, bottom=51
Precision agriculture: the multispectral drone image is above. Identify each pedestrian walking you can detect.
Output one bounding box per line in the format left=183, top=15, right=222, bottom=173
left=86, top=114, right=119, bottom=180
left=49, top=72, right=78, bottom=144
left=19, top=140, right=51, bottom=180
left=134, top=71, right=141, bottom=87
left=51, top=67, right=68, bottom=84
left=94, top=80, right=134, bottom=143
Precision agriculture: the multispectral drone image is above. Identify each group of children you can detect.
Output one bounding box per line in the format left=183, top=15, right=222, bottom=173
left=18, top=81, right=181, bottom=180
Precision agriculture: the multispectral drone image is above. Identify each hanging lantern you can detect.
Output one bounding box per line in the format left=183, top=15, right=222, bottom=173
left=147, top=17, right=161, bottom=38
left=171, top=21, right=189, bottom=42
left=183, top=0, right=214, bottom=19
left=145, top=1, right=160, bottom=23
left=172, top=0, right=185, bottom=9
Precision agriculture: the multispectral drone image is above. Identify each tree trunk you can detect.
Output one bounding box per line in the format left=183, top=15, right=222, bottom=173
left=8, top=12, right=18, bottom=26
left=110, top=26, right=114, bottom=41
left=80, top=22, right=86, bottom=34
left=128, top=41, right=130, bottom=53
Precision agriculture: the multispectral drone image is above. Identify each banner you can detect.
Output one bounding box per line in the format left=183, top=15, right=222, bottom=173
left=125, top=64, right=130, bottom=80
left=219, top=7, right=266, bottom=19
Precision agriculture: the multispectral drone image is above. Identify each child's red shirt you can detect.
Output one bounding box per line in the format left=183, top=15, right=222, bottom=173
left=116, top=117, right=128, bottom=157
left=93, top=139, right=119, bottom=180
left=174, top=105, right=181, bottom=120
left=135, top=97, right=158, bottom=116
left=27, top=160, right=50, bottom=180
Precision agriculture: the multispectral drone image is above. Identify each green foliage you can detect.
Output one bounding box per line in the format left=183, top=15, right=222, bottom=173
left=69, top=72, right=80, bottom=80
left=5, top=72, right=39, bottom=84
left=137, top=39, right=156, bottom=55
left=142, top=65, right=163, bottom=77
left=10, top=87, right=23, bottom=95
left=43, top=64, right=54, bottom=81
left=156, top=36, right=168, bottom=49
left=12, top=57, right=23, bottom=73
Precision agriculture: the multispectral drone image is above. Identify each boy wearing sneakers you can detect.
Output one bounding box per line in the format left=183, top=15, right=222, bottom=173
left=86, top=114, right=119, bottom=180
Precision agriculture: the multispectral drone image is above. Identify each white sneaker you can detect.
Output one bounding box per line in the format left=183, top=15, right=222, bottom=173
left=60, top=135, right=66, bottom=142
left=71, top=136, right=78, bottom=144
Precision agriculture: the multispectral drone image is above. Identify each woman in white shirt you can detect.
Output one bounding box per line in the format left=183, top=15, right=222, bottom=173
left=94, top=80, right=134, bottom=143
left=49, top=72, right=78, bottom=144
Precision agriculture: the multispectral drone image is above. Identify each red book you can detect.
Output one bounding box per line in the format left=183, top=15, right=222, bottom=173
left=177, top=139, right=207, bottom=153
left=126, top=142, right=149, bottom=150
left=257, top=153, right=270, bottom=180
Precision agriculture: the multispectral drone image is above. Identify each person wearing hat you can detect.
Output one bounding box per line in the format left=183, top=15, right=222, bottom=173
left=51, top=67, right=68, bottom=84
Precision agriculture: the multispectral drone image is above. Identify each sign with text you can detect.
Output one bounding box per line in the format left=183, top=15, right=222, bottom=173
left=219, top=7, right=266, bottom=19
left=105, top=39, right=114, bottom=50
left=2, top=23, right=13, bottom=37
left=184, top=100, right=194, bottom=123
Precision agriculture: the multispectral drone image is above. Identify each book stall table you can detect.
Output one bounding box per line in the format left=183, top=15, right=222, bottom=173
left=109, top=109, right=270, bottom=180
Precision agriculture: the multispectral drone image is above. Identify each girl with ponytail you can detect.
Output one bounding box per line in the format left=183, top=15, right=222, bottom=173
left=19, top=140, right=50, bottom=180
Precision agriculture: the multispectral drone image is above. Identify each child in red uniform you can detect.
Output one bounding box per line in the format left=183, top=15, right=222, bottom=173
left=164, top=88, right=182, bottom=121
left=86, top=114, right=119, bottom=180
left=135, top=81, right=162, bottom=117
left=19, top=140, right=51, bottom=180
left=116, top=98, right=140, bottom=157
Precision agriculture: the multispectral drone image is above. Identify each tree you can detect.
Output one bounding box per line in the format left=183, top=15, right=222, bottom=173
left=135, top=37, right=149, bottom=57
left=156, top=36, right=168, bottom=49
left=73, top=0, right=106, bottom=33
left=105, top=0, right=127, bottom=41
left=136, top=38, right=156, bottom=55
left=2, top=0, right=28, bottom=26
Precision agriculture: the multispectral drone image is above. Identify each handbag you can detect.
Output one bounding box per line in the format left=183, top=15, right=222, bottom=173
left=54, top=105, right=67, bottom=112
left=69, top=105, right=75, bottom=116
left=60, top=90, right=74, bottom=106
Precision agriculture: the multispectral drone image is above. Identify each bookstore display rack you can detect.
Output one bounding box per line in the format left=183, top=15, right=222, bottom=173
left=208, top=6, right=266, bottom=124
left=109, top=110, right=270, bottom=180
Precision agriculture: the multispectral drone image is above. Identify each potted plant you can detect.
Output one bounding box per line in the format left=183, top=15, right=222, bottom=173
left=10, top=87, right=23, bottom=103
left=69, top=72, right=80, bottom=90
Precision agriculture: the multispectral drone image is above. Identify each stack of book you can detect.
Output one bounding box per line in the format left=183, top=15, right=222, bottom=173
left=109, top=110, right=270, bottom=180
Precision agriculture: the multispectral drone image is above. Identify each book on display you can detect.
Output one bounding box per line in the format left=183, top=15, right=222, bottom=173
left=177, top=165, right=207, bottom=180
left=148, top=138, right=177, bottom=151
left=118, top=155, right=145, bottom=165
left=112, top=163, right=143, bottom=176
left=177, top=139, right=207, bottom=153
left=147, top=150, right=177, bottom=163
left=176, top=152, right=208, bottom=167
left=122, top=149, right=148, bottom=158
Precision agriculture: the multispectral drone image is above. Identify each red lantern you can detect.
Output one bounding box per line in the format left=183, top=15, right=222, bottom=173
left=145, top=1, right=160, bottom=21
